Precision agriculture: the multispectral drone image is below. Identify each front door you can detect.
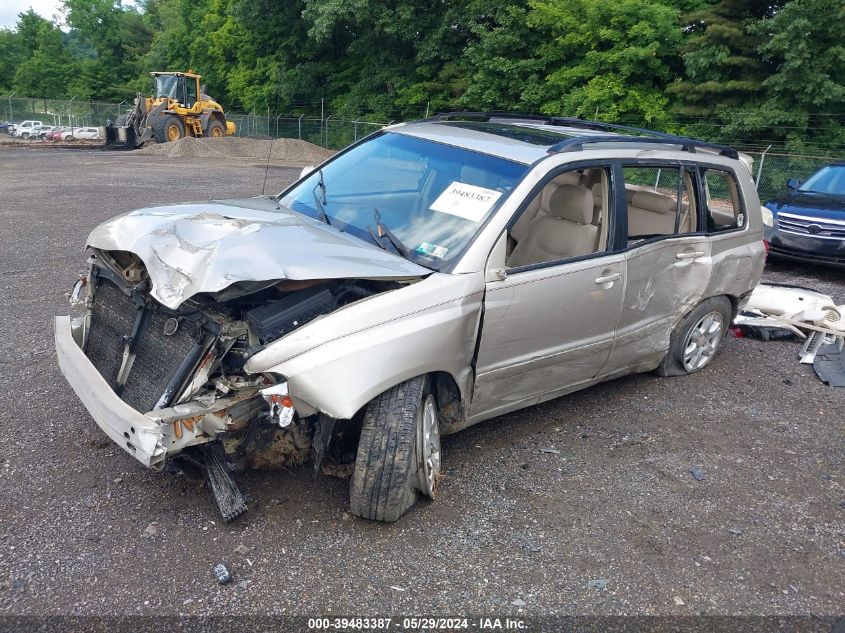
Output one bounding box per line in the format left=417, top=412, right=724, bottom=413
left=470, top=253, right=627, bottom=421
left=468, top=162, right=625, bottom=422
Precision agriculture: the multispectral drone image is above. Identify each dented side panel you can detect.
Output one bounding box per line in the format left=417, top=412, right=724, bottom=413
left=246, top=273, right=485, bottom=423
left=607, top=235, right=713, bottom=371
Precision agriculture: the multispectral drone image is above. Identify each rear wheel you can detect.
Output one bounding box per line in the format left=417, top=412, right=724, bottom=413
left=154, top=115, right=185, bottom=143
left=655, top=296, right=732, bottom=377
left=350, top=376, right=441, bottom=522
left=205, top=119, right=225, bottom=138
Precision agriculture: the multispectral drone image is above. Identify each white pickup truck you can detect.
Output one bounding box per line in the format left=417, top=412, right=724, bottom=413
left=10, top=120, right=44, bottom=139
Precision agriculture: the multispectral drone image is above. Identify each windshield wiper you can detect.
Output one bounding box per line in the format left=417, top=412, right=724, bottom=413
left=368, top=208, right=411, bottom=259
left=311, top=169, right=331, bottom=225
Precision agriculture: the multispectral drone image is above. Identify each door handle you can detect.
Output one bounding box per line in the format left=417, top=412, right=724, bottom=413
left=594, top=272, right=622, bottom=285
left=676, top=250, right=705, bottom=260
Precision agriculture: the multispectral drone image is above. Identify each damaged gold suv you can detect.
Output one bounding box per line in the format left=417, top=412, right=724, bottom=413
left=55, top=114, right=765, bottom=522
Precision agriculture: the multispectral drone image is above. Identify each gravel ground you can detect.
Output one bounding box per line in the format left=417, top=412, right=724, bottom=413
left=0, top=148, right=842, bottom=618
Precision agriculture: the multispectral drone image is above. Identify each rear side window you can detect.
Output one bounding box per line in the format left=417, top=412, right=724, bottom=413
left=703, top=169, right=744, bottom=232
left=622, top=165, right=697, bottom=240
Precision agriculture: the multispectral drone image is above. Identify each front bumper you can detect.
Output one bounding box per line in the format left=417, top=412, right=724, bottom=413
left=765, top=227, right=845, bottom=267
left=55, top=315, right=167, bottom=468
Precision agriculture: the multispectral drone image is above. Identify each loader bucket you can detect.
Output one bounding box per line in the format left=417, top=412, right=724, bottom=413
left=104, top=124, right=140, bottom=150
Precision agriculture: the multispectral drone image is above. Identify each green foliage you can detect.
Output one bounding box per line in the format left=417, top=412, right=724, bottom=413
left=738, top=0, right=845, bottom=151
left=669, top=0, right=783, bottom=123
left=528, top=0, right=682, bottom=123
left=0, top=0, right=841, bottom=153
left=11, top=17, right=78, bottom=97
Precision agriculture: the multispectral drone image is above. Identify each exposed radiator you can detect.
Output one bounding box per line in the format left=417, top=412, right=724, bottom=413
left=85, top=276, right=211, bottom=413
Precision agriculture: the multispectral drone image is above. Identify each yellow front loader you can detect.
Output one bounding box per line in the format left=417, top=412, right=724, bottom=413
left=106, top=71, right=236, bottom=149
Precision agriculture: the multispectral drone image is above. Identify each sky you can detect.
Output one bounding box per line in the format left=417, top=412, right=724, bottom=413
left=0, top=0, right=63, bottom=29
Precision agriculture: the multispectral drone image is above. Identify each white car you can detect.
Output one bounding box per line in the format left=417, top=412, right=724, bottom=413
left=11, top=120, right=44, bottom=139
left=63, top=127, right=100, bottom=141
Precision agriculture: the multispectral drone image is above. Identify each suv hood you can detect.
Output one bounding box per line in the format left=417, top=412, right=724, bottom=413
left=767, top=191, right=845, bottom=219
left=87, top=197, right=430, bottom=309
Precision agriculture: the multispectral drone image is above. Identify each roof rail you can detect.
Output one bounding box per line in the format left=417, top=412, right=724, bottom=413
left=428, top=111, right=739, bottom=159
left=547, top=134, right=739, bottom=159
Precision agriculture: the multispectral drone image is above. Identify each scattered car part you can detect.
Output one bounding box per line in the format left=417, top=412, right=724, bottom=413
left=813, top=344, right=845, bottom=387
left=203, top=442, right=248, bottom=523
left=213, top=563, right=232, bottom=584
left=799, top=331, right=844, bottom=364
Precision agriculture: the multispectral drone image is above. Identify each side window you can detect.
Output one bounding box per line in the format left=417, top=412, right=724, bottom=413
left=506, top=166, right=610, bottom=268
left=702, top=168, right=744, bottom=232
left=622, top=165, right=697, bottom=241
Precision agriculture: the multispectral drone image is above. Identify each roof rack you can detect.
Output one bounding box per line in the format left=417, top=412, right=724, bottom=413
left=547, top=133, right=739, bottom=159
left=428, top=111, right=739, bottom=159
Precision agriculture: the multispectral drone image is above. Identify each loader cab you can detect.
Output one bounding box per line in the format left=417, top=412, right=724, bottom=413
left=153, top=73, right=200, bottom=109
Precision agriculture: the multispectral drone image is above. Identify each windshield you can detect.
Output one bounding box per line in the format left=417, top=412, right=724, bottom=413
left=799, top=165, right=845, bottom=195
left=155, top=75, right=180, bottom=99
left=278, top=132, right=529, bottom=269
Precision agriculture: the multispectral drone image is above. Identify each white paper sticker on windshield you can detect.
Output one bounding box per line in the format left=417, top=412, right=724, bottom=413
left=429, top=181, right=502, bottom=223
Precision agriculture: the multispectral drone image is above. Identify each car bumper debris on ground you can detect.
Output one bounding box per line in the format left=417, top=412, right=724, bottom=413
left=734, top=282, right=845, bottom=384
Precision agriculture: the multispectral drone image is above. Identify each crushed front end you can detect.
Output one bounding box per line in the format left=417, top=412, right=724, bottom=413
left=56, top=248, right=393, bottom=520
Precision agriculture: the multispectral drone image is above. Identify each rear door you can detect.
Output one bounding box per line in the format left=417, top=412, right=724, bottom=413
left=604, top=162, right=713, bottom=374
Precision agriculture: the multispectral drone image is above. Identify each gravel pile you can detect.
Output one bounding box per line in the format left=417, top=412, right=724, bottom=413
left=135, top=136, right=335, bottom=164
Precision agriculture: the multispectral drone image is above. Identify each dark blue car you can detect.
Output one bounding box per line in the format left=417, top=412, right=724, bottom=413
left=764, top=163, right=845, bottom=266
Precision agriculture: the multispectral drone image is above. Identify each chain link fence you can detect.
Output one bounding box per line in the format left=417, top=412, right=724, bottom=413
left=742, top=149, right=837, bottom=203
left=1, top=96, right=840, bottom=198
left=224, top=113, right=386, bottom=149
left=0, top=95, right=386, bottom=150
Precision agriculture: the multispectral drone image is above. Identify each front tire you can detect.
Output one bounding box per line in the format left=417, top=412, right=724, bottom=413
left=154, top=114, right=185, bottom=143
left=350, top=376, right=441, bottom=522
left=205, top=119, right=225, bottom=138
left=655, top=296, right=732, bottom=377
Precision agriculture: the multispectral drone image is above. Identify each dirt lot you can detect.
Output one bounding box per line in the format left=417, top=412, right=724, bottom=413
left=0, top=148, right=842, bottom=619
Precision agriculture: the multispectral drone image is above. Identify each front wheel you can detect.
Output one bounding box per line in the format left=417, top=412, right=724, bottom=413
left=205, top=119, right=225, bottom=138
left=655, top=296, right=732, bottom=377
left=350, top=376, right=442, bottom=522
left=154, top=114, right=185, bottom=143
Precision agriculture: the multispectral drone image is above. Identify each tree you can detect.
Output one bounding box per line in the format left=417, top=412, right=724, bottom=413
left=527, top=0, right=682, bottom=123
left=459, top=0, right=546, bottom=111
left=12, top=22, right=78, bottom=97
left=669, top=0, right=783, bottom=123
left=63, top=0, right=155, bottom=99
left=736, top=0, right=845, bottom=151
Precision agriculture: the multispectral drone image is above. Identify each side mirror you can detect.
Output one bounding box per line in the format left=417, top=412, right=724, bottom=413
left=300, top=166, right=315, bottom=180
left=786, top=178, right=800, bottom=190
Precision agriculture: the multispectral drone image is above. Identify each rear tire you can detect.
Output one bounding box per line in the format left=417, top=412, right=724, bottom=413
left=154, top=114, right=185, bottom=143
left=350, top=376, right=441, bottom=522
left=655, top=296, right=732, bottom=377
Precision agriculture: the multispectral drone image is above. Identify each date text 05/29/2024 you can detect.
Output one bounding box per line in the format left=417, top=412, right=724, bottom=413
left=307, top=617, right=527, bottom=630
